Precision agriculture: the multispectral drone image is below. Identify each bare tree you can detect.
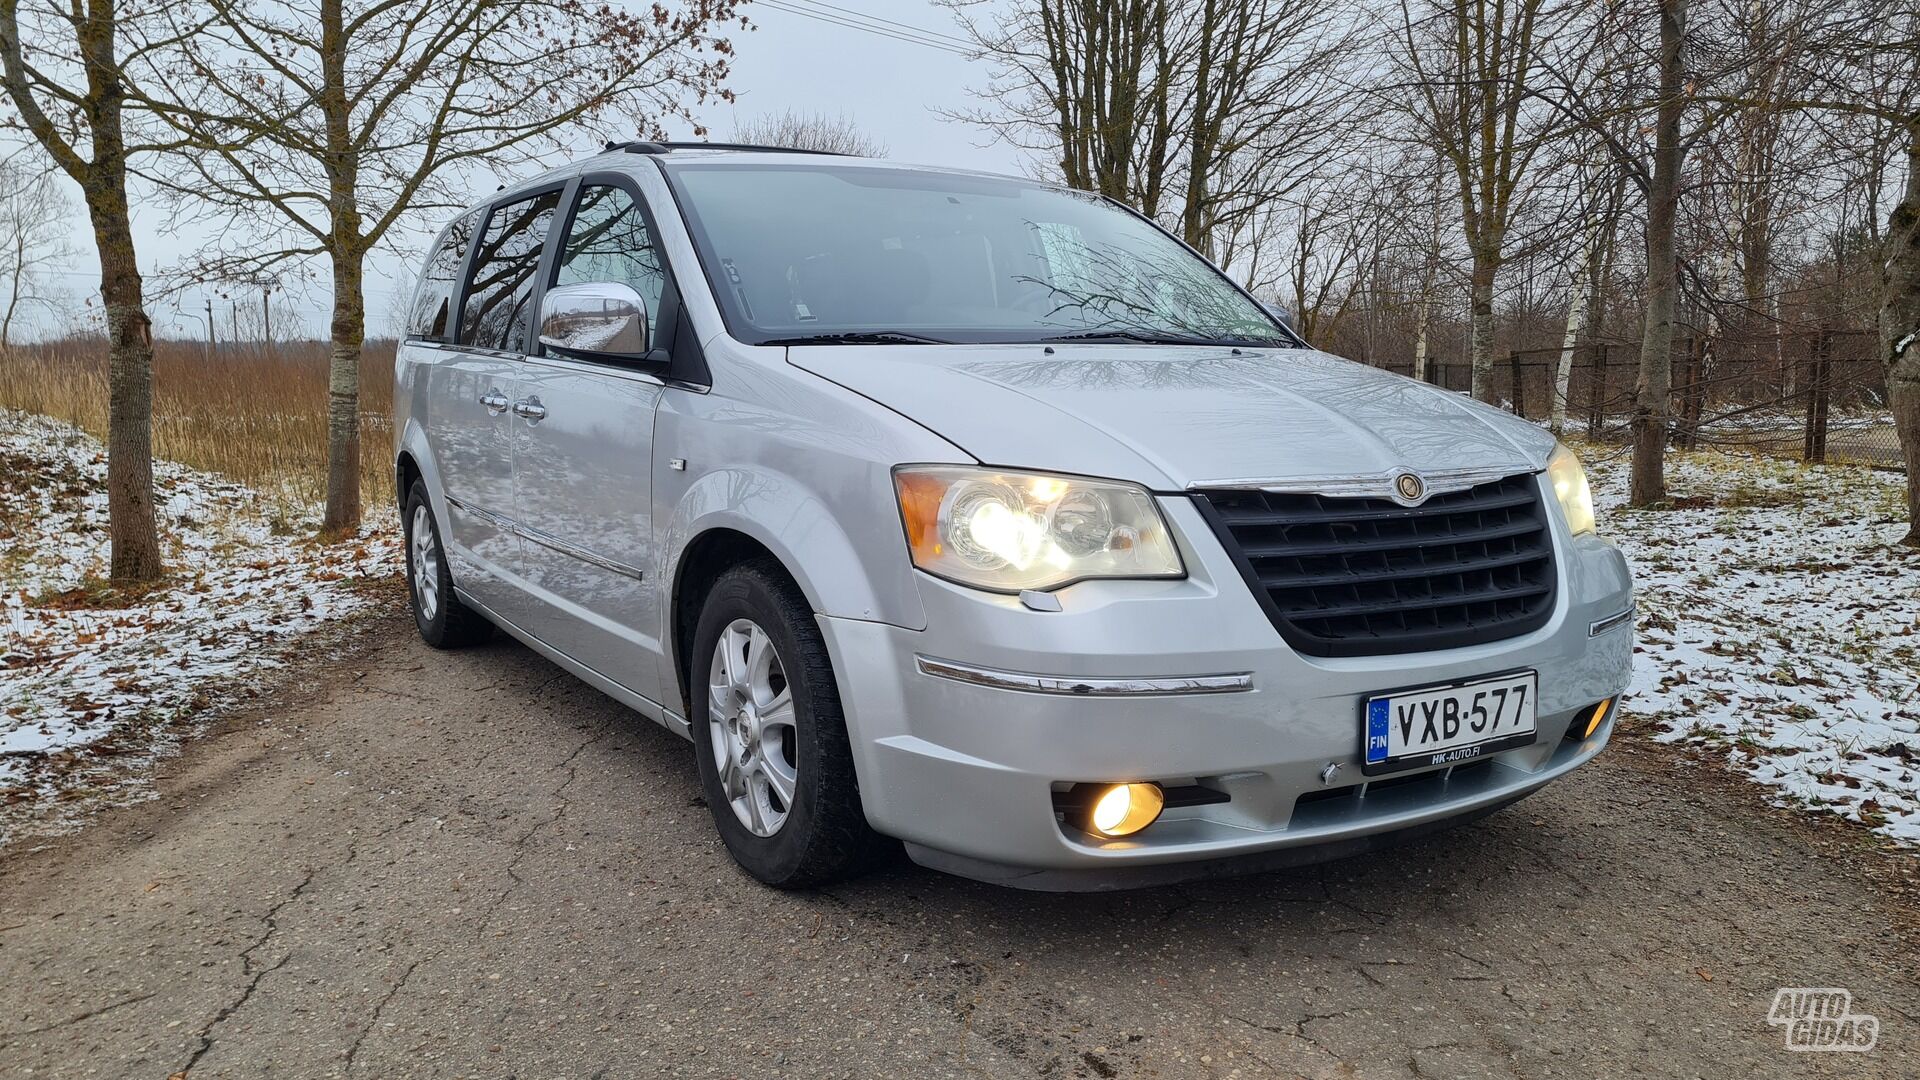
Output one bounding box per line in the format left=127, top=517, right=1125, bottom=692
left=946, top=0, right=1347, bottom=243
left=1699, top=1, right=1919, bottom=539
left=0, top=0, right=170, bottom=580
left=732, top=110, right=886, bottom=156
left=1388, top=0, right=1567, bottom=405
left=1627, top=0, right=1689, bottom=505
left=142, top=0, right=742, bottom=535
left=1551, top=164, right=1627, bottom=433
left=1170, top=0, right=1350, bottom=254
left=945, top=0, right=1175, bottom=205
left=0, top=157, right=76, bottom=347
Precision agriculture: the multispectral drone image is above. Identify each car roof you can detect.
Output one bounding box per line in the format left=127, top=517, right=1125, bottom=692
left=468, top=143, right=1065, bottom=218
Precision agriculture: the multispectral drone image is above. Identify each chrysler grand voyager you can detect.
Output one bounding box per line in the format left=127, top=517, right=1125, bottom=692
left=394, top=143, right=1634, bottom=891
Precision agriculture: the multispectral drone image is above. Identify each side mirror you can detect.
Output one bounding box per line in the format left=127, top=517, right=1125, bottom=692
left=539, top=281, right=650, bottom=361
left=1260, top=302, right=1296, bottom=333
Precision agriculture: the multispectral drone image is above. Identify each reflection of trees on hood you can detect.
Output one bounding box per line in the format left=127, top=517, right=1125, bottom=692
left=954, top=351, right=1534, bottom=460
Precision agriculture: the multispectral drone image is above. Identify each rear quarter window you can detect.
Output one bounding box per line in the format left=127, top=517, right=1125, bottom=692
left=407, top=210, right=478, bottom=341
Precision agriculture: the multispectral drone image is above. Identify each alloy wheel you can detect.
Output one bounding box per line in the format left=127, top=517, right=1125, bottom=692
left=706, top=618, right=798, bottom=837
left=410, top=504, right=441, bottom=622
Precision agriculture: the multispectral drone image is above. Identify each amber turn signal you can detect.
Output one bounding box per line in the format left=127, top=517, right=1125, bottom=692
left=1581, top=698, right=1612, bottom=739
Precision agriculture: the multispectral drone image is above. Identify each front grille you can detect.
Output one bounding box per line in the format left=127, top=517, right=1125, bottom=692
left=1195, top=473, right=1557, bottom=657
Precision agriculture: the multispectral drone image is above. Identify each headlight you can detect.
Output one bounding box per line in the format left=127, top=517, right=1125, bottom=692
left=1546, top=443, right=1595, bottom=536
left=893, top=466, right=1184, bottom=592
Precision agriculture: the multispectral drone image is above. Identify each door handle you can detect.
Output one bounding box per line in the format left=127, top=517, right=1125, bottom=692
left=478, top=390, right=510, bottom=415
left=512, top=397, right=548, bottom=423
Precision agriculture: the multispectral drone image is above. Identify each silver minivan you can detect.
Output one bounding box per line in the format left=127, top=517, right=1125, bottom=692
left=394, top=143, right=1634, bottom=891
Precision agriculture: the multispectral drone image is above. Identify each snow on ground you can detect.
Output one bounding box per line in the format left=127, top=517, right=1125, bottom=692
left=0, top=409, right=397, bottom=840
left=1586, top=444, right=1920, bottom=844
left=2, top=404, right=1916, bottom=849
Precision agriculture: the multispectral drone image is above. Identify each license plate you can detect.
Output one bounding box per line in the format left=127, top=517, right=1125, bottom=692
left=1361, top=671, right=1538, bottom=776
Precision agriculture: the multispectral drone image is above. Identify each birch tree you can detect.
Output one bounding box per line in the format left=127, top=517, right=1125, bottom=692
left=1551, top=168, right=1625, bottom=433
left=143, top=0, right=742, bottom=535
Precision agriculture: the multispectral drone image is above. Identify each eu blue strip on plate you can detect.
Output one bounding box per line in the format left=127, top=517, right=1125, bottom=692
left=1366, top=698, right=1390, bottom=764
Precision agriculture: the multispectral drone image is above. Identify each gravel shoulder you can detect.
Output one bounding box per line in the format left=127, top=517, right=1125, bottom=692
left=1, top=611, right=1916, bottom=1079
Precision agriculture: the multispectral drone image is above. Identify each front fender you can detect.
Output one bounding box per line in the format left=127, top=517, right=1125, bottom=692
left=660, top=464, right=924, bottom=630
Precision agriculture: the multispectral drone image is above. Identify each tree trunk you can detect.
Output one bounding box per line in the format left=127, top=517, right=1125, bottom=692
left=1884, top=128, right=1919, bottom=546
left=322, top=249, right=364, bottom=535
left=1411, top=290, right=1432, bottom=383
left=1631, top=0, right=1686, bottom=508
left=1551, top=237, right=1592, bottom=434
left=1469, top=251, right=1497, bottom=404
left=319, top=0, right=362, bottom=536
left=3, top=226, right=25, bottom=349
left=87, top=188, right=162, bottom=580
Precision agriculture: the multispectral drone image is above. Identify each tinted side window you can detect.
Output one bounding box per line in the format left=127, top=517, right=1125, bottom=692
left=407, top=210, right=477, bottom=341
left=460, top=190, right=562, bottom=351
left=555, top=184, right=667, bottom=339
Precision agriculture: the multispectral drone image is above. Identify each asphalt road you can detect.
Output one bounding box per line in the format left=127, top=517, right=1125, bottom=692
left=2, top=611, right=1915, bottom=1079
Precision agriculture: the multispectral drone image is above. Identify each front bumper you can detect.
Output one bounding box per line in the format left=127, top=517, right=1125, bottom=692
left=818, top=495, right=1634, bottom=890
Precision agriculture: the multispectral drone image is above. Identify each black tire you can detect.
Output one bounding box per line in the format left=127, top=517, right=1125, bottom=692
left=403, top=480, right=493, bottom=649
left=690, top=560, right=886, bottom=888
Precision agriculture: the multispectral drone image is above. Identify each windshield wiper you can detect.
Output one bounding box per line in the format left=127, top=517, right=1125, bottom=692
left=759, top=331, right=953, bottom=346
left=1038, top=330, right=1227, bottom=346
left=1042, top=329, right=1297, bottom=348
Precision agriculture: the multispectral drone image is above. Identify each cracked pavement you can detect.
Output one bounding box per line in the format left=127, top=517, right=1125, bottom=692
left=1, top=611, right=1916, bottom=1078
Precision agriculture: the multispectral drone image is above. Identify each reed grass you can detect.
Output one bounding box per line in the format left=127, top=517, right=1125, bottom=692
left=0, top=336, right=398, bottom=520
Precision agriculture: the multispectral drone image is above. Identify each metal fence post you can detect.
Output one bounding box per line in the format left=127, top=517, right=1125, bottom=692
left=1509, top=351, right=1526, bottom=417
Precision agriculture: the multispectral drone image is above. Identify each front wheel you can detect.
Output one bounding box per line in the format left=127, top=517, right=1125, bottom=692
left=690, top=561, right=885, bottom=888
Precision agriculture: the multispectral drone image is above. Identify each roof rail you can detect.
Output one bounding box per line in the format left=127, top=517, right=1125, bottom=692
left=602, top=140, right=845, bottom=157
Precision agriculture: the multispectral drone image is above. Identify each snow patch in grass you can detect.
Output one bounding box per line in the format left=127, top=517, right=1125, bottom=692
left=0, top=409, right=398, bottom=838
left=1588, top=445, right=1920, bottom=844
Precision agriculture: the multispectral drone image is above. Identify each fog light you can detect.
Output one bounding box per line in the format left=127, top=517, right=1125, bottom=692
left=1089, top=783, right=1164, bottom=837
left=1582, top=698, right=1612, bottom=739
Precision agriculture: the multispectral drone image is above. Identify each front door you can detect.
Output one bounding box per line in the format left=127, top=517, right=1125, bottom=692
left=512, top=179, right=670, bottom=702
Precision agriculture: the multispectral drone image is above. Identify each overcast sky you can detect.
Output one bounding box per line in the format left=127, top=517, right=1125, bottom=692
left=23, top=0, right=1027, bottom=343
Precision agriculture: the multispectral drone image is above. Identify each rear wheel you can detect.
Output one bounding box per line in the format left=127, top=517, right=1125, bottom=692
left=403, top=480, right=493, bottom=648
left=690, top=561, right=884, bottom=887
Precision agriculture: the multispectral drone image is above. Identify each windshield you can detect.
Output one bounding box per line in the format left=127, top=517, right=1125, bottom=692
left=661, top=162, right=1295, bottom=347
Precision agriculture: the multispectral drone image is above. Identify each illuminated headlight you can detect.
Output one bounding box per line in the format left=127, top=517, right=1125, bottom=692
left=1546, top=443, right=1596, bottom=536
left=893, top=466, right=1184, bottom=592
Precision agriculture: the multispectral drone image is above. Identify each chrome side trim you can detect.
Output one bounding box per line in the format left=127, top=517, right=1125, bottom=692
left=1187, top=465, right=1527, bottom=507
left=445, top=495, right=515, bottom=531
left=1589, top=602, right=1636, bottom=637
left=445, top=497, right=645, bottom=581
left=517, top=522, right=646, bottom=580
left=915, top=655, right=1253, bottom=696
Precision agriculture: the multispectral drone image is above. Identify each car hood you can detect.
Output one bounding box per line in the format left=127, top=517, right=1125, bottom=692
left=788, top=344, right=1555, bottom=490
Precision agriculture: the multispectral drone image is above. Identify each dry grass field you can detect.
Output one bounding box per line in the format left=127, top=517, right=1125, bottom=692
left=0, top=337, right=397, bottom=519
